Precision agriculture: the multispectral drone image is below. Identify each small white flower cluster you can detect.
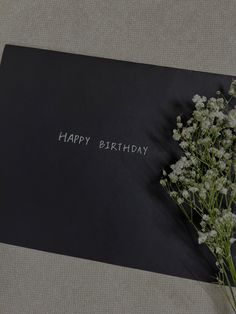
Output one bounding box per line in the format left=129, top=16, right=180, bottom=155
left=198, top=209, right=236, bottom=258
left=160, top=80, right=236, bottom=277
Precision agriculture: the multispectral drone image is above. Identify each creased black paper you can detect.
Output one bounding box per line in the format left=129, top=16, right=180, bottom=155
left=0, top=45, right=233, bottom=282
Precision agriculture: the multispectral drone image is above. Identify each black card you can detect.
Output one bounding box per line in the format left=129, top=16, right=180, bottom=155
left=0, top=45, right=233, bottom=282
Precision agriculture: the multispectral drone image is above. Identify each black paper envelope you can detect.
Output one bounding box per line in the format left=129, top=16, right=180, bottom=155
left=0, top=45, right=233, bottom=282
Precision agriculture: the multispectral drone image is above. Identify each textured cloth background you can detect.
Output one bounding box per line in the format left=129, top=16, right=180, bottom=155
left=0, top=243, right=233, bottom=314
left=0, top=1, right=236, bottom=313
left=0, top=0, right=236, bottom=75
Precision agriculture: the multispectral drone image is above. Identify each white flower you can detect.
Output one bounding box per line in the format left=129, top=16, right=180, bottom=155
left=190, top=156, right=198, bottom=165
left=220, top=188, right=228, bottom=195
left=214, top=208, right=220, bottom=215
left=205, top=169, right=218, bottom=182
left=189, top=187, right=198, bottom=193
left=190, top=170, right=196, bottom=178
left=218, top=148, right=225, bottom=158
left=219, top=161, right=226, bottom=171
left=182, top=190, right=189, bottom=199
left=169, top=172, right=178, bottom=183
left=198, top=231, right=208, bottom=244
left=193, top=110, right=204, bottom=121
left=230, top=238, right=236, bottom=245
left=228, top=80, right=236, bottom=98
left=170, top=157, right=189, bottom=176
left=203, top=214, right=209, bottom=221
left=196, top=102, right=205, bottom=110
left=209, top=125, right=219, bottom=133
left=216, top=247, right=223, bottom=255
left=215, top=177, right=226, bottom=191
left=216, top=98, right=225, bottom=109
left=182, top=127, right=194, bottom=139
left=173, top=129, right=181, bottom=141
left=232, top=214, right=236, bottom=221
left=231, top=184, right=236, bottom=197
left=199, top=189, right=207, bottom=200
left=209, top=230, right=217, bottom=237
left=178, top=175, right=185, bottom=182
left=176, top=115, right=181, bottom=122
left=201, top=118, right=211, bottom=130
left=192, top=123, right=197, bottom=131
left=224, top=129, right=232, bottom=137
left=209, top=97, right=217, bottom=103
left=224, top=153, right=231, bottom=160
left=214, top=111, right=225, bottom=121
left=198, top=137, right=211, bottom=145
left=160, top=179, right=167, bottom=187
left=192, top=95, right=207, bottom=104
left=223, top=140, right=232, bottom=148
left=170, top=191, right=178, bottom=198
left=208, top=100, right=219, bottom=111
left=187, top=118, right=193, bottom=125
left=221, top=210, right=236, bottom=223
left=192, top=94, right=201, bottom=103
left=200, top=220, right=206, bottom=229
left=204, top=182, right=211, bottom=190
left=180, top=141, right=188, bottom=149
left=177, top=198, right=184, bottom=205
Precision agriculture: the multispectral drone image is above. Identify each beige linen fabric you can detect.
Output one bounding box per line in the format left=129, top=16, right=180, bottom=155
left=0, top=1, right=236, bottom=313
left=0, top=243, right=233, bottom=314
left=0, top=0, right=236, bottom=75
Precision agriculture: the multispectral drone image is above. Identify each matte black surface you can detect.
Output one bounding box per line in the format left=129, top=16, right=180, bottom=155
left=0, top=45, right=233, bottom=282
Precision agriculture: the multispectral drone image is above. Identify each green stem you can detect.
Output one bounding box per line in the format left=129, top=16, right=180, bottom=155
left=220, top=261, right=236, bottom=312
left=227, top=253, right=236, bottom=285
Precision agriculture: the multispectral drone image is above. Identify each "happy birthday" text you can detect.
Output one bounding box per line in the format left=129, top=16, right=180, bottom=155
left=58, top=131, right=149, bottom=156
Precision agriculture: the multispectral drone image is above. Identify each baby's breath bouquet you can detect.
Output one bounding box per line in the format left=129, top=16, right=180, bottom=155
left=160, top=80, right=236, bottom=312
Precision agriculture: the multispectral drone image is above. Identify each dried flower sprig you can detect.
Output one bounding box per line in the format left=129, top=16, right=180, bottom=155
left=160, top=80, right=236, bottom=312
